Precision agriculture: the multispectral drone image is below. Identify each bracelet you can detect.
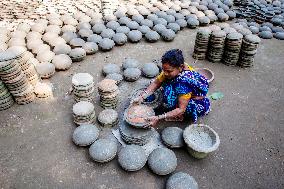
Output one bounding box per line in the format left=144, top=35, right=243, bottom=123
left=158, top=113, right=167, bottom=120
left=141, top=90, right=150, bottom=99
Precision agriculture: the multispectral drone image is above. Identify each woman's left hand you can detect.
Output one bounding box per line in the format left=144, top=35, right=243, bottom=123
left=145, top=116, right=159, bottom=128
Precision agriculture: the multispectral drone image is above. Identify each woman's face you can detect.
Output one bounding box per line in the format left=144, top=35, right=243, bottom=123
left=162, top=62, right=183, bottom=79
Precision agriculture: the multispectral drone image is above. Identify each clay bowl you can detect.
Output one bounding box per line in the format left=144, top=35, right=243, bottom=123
left=195, top=68, right=214, bottom=83
left=183, top=124, right=220, bottom=159
left=123, top=104, right=155, bottom=129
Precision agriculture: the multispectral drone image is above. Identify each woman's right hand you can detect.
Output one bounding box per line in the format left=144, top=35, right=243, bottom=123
left=131, top=90, right=148, bottom=104
left=131, top=95, right=144, bottom=104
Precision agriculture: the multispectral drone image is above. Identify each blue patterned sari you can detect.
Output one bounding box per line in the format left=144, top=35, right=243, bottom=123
left=161, top=70, right=211, bottom=123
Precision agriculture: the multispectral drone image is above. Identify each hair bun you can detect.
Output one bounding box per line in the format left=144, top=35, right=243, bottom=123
left=161, top=49, right=184, bottom=67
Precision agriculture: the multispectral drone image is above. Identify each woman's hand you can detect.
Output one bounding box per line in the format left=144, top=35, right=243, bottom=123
left=130, top=95, right=144, bottom=105
left=146, top=116, right=159, bottom=128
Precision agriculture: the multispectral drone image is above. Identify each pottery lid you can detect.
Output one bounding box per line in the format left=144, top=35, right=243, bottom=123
left=122, top=58, right=139, bottom=69
left=227, top=32, right=243, bottom=40
left=148, top=148, right=177, bottom=175
left=212, top=30, right=226, bottom=37
left=166, top=172, right=198, bottom=189
left=142, top=63, right=159, bottom=77
left=97, top=79, right=118, bottom=92
left=35, top=62, right=55, bottom=75
left=72, top=73, right=93, bottom=86
left=161, top=127, right=184, bottom=148
left=72, top=124, right=99, bottom=146
left=102, top=63, right=120, bottom=75
left=197, top=27, right=212, bottom=35
left=245, top=34, right=261, bottom=43
left=69, top=48, right=86, bottom=58
left=145, top=30, right=160, bottom=40
left=123, top=67, right=142, bottom=78
left=118, top=145, right=147, bottom=171
left=89, top=138, right=117, bottom=162
left=98, top=109, right=118, bottom=124
left=73, top=101, right=95, bottom=116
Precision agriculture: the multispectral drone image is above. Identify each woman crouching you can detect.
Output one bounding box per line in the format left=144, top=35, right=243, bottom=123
left=132, top=49, right=211, bottom=127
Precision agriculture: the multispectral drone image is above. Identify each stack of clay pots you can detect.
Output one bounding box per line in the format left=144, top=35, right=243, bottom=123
left=192, top=28, right=212, bottom=60
left=207, top=30, right=227, bottom=63
left=17, top=49, right=40, bottom=86
left=0, top=47, right=35, bottom=105
left=72, top=73, right=95, bottom=103
left=223, top=32, right=243, bottom=66
left=97, top=79, right=119, bottom=109
left=238, top=34, right=261, bottom=67
left=120, top=104, right=156, bottom=145
left=0, top=80, right=14, bottom=110
left=72, top=101, right=96, bottom=125
left=119, top=120, right=155, bottom=146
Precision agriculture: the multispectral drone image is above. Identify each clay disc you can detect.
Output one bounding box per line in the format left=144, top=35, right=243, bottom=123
left=89, top=138, right=117, bottom=163
left=118, top=145, right=147, bottom=171
left=148, top=148, right=177, bottom=175
left=166, top=172, right=198, bottom=189
left=72, top=124, right=99, bottom=146
left=161, top=127, right=184, bottom=148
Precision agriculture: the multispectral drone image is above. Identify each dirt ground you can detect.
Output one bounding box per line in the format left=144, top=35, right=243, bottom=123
left=0, top=28, right=283, bottom=189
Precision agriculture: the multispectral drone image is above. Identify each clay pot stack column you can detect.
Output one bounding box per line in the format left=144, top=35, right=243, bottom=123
left=16, top=47, right=40, bottom=86
left=207, top=30, right=227, bottom=63
left=238, top=34, right=261, bottom=67
left=72, top=101, right=96, bottom=125
left=0, top=80, right=14, bottom=110
left=97, top=79, right=119, bottom=109
left=222, top=32, right=243, bottom=66
left=72, top=73, right=95, bottom=103
left=0, top=47, right=35, bottom=105
left=192, top=28, right=212, bottom=60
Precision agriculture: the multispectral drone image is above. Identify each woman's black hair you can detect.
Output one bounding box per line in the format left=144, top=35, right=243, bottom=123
left=161, top=49, right=184, bottom=67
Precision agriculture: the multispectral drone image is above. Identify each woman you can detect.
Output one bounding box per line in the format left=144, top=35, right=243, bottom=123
left=132, top=49, right=211, bottom=127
